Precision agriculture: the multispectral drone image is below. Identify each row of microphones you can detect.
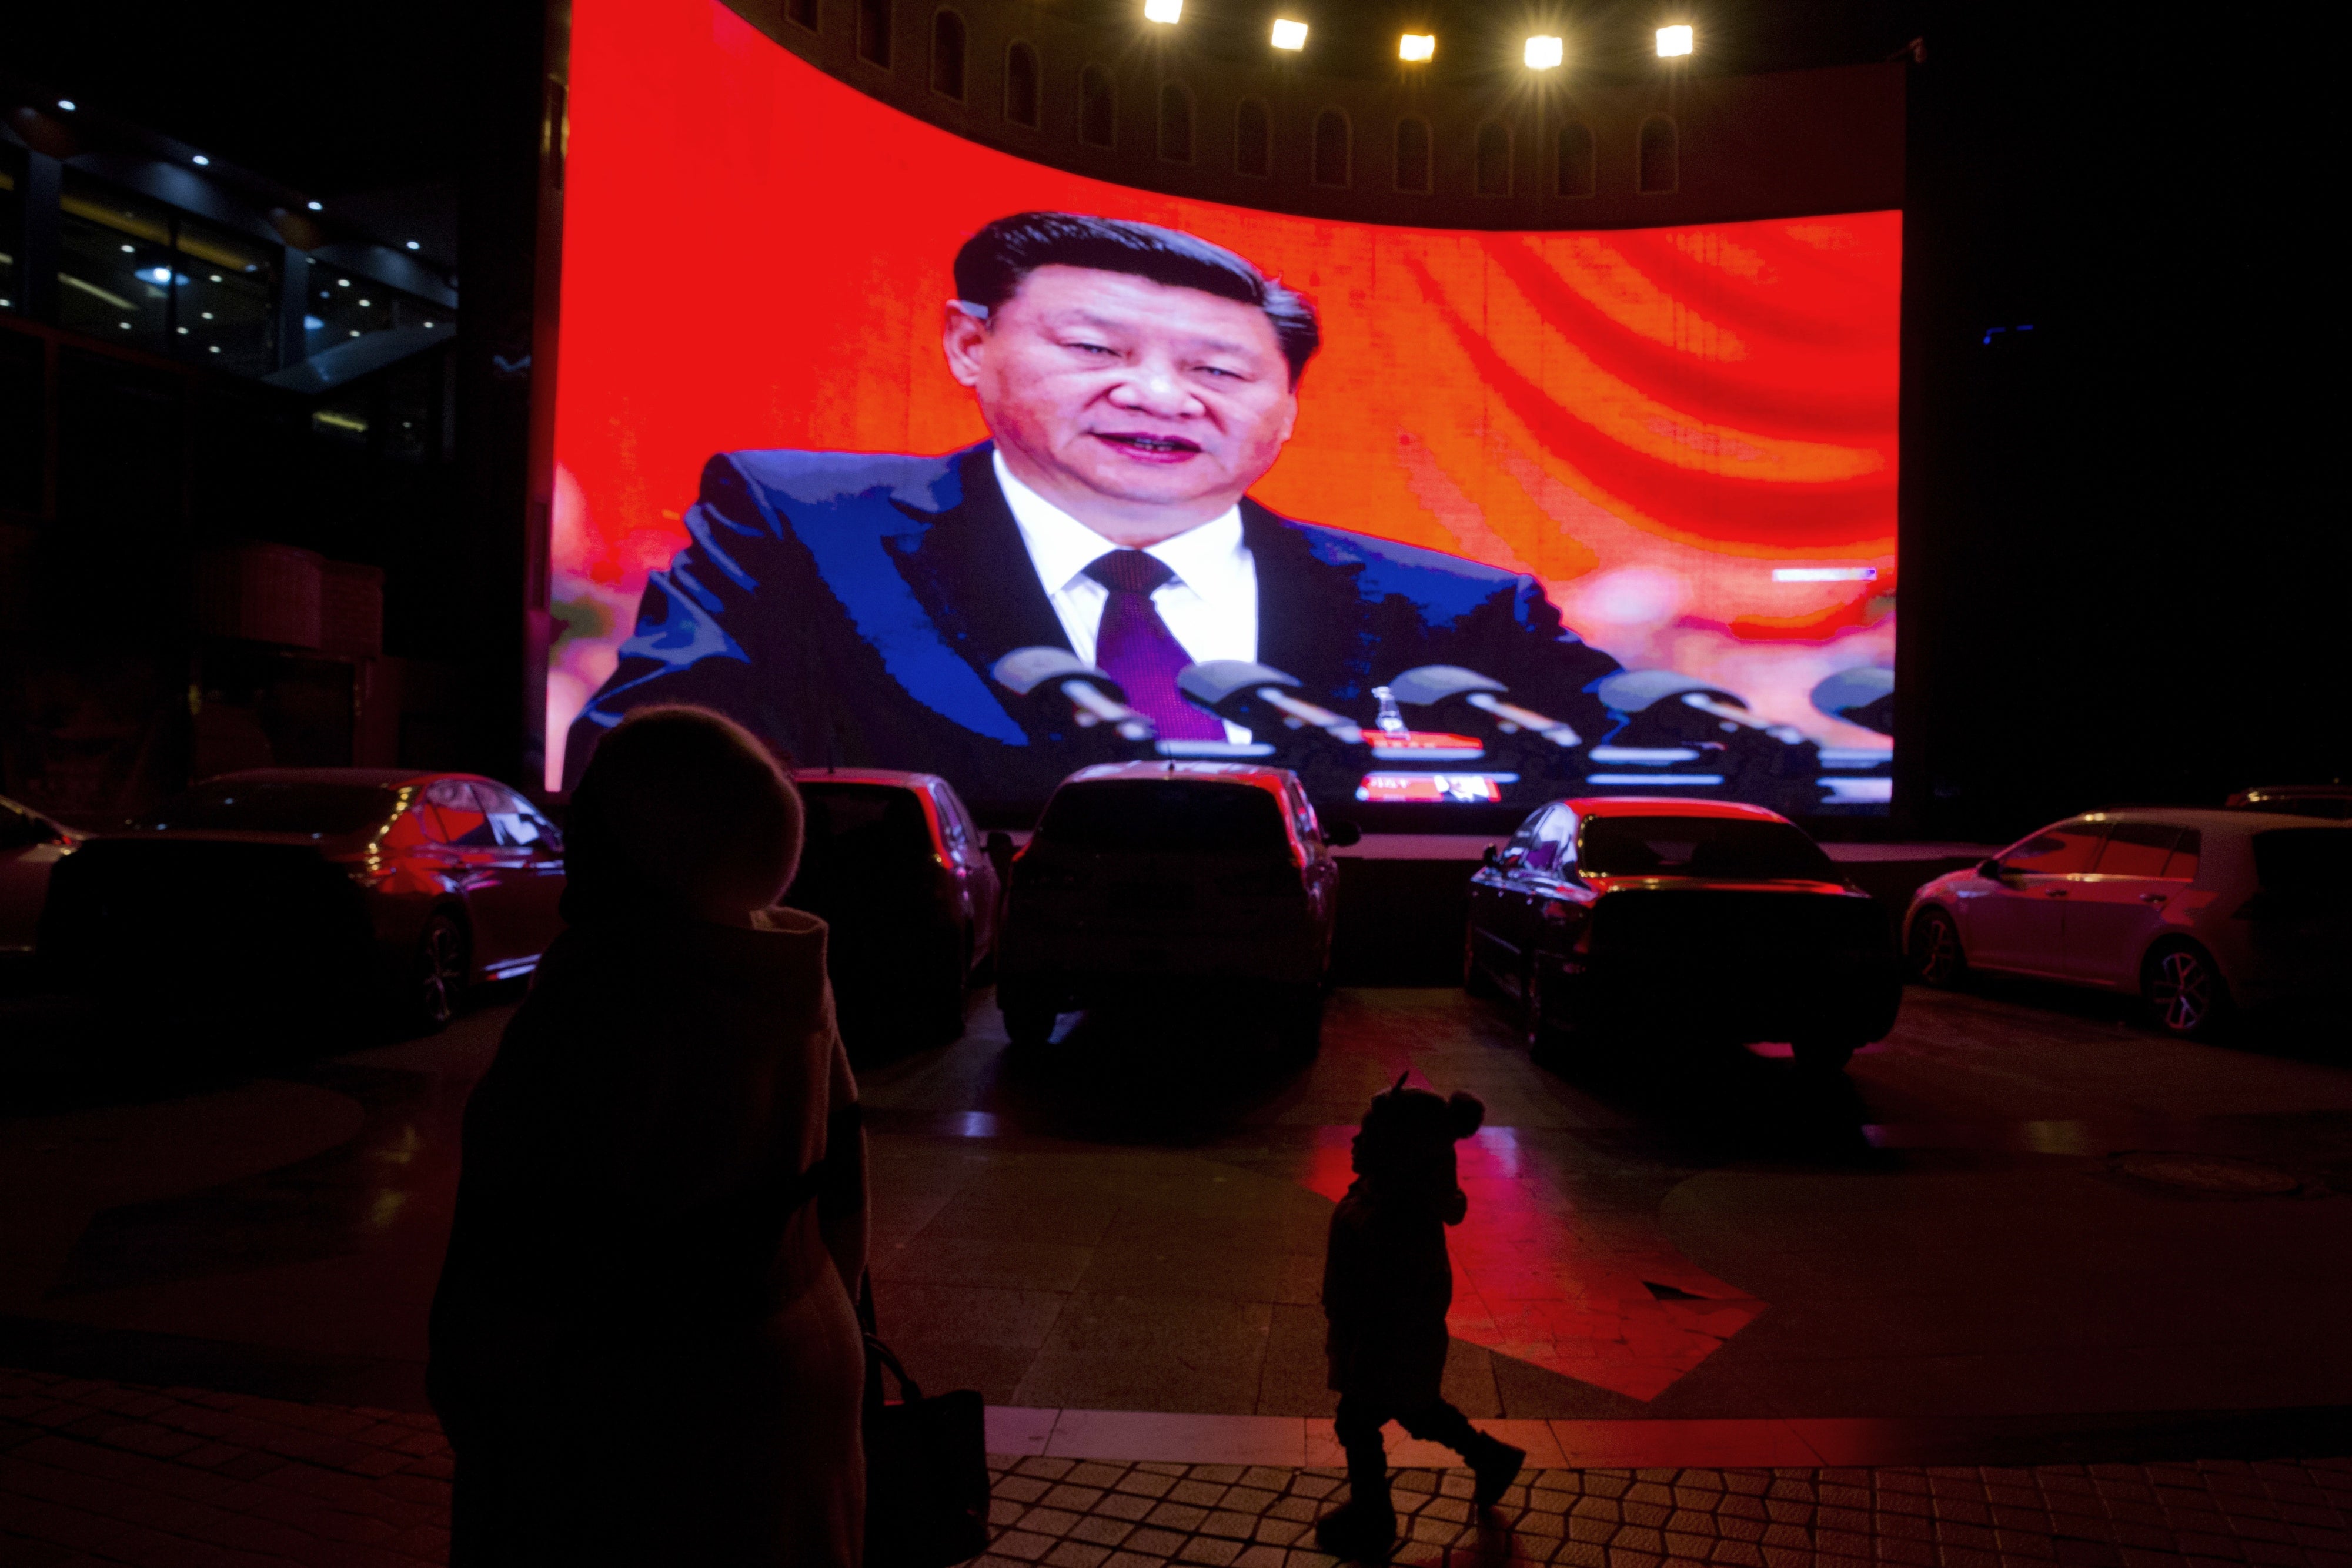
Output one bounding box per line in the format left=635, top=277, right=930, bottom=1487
left=990, top=647, right=1590, bottom=756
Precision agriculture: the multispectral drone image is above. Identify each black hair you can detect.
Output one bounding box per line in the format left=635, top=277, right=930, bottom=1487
left=953, top=210, right=1321, bottom=383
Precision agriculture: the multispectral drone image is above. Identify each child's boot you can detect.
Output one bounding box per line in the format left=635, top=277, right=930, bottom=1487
left=1314, top=1448, right=1398, bottom=1560
left=1463, top=1430, right=1526, bottom=1509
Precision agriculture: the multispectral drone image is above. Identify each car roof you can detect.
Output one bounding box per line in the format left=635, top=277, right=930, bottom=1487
left=1557, top=796, right=1794, bottom=825
left=1061, top=762, right=1300, bottom=793
left=199, top=767, right=452, bottom=788
left=2071, top=807, right=2346, bottom=833
left=793, top=768, right=947, bottom=791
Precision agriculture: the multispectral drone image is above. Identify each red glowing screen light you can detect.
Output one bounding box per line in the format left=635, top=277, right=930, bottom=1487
left=548, top=0, right=1899, bottom=795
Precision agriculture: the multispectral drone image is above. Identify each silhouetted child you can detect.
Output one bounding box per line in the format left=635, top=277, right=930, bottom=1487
left=1316, top=1073, right=1524, bottom=1559
left=429, top=706, right=867, bottom=1566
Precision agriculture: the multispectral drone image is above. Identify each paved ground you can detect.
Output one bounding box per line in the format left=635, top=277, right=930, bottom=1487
left=1, top=972, right=2347, bottom=1562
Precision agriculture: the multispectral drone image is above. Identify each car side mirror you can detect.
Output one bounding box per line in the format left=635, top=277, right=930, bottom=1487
left=985, top=830, right=1015, bottom=875
left=1977, top=857, right=2007, bottom=880
left=1322, top=818, right=1362, bottom=848
left=1482, top=844, right=1502, bottom=868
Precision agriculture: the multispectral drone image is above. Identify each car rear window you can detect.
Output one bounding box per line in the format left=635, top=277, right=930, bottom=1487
left=796, top=784, right=934, bottom=867
left=1037, top=781, right=1289, bottom=857
left=2253, top=829, right=2352, bottom=898
left=1579, top=816, right=1836, bottom=881
left=132, top=781, right=401, bottom=836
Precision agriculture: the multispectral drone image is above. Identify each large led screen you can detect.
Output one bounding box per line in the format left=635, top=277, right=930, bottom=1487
left=549, top=0, right=1900, bottom=817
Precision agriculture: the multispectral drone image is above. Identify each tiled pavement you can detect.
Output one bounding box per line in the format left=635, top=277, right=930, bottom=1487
left=4, top=1367, right=2349, bottom=1567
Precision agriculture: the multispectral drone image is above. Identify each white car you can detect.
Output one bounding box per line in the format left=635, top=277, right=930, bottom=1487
left=1, top=794, right=82, bottom=954
left=1905, top=807, right=2349, bottom=1037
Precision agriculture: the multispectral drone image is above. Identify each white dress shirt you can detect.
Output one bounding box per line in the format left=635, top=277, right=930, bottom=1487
left=994, top=451, right=1258, bottom=741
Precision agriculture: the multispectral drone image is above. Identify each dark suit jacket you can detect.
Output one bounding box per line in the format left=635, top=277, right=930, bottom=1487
left=564, top=444, right=1621, bottom=808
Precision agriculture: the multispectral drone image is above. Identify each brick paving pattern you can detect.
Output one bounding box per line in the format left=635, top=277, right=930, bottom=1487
left=3, top=1368, right=2347, bottom=1567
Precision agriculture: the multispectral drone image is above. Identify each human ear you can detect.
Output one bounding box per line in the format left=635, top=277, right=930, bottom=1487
left=942, top=302, right=991, bottom=388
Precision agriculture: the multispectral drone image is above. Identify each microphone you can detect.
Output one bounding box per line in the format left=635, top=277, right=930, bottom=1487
left=1594, top=670, right=1806, bottom=746
left=1176, top=661, right=1365, bottom=746
left=1809, top=667, right=1895, bottom=736
left=991, top=648, right=1157, bottom=744
left=1385, top=665, right=1582, bottom=748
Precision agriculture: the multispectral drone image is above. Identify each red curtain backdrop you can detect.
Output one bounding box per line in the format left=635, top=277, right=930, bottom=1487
left=549, top=0, right=1902, bottom=788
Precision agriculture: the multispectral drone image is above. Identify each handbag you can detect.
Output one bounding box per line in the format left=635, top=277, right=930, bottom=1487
left=860, top=1283, right=991, bottom=1568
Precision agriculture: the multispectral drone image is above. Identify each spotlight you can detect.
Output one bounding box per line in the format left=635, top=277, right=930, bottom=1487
left=1143, top=0, right=1181, bottom=22
left=405, top=240, right=421, bottom=250
left=306, top=200, right=323, bottom=212
left=1270, top=17, right=1307, bottom=49
left=1656, top=23, right=1692, bottom=56
left=1398, top=32, right=1434, bottom=61
left=192, top=154, right=210, bottom=166
left=57, top=99, right=76, bottom=112
left=1524, top=34, right=1563, bottom=68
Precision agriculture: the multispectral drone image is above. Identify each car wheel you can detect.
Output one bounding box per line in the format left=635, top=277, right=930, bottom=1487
left=2143, top=940, right=2230, bottom=1038
left=412, top=912, right=469, bottom=1032
left=1910, top=908, right=1967, bottom=988
left=999, top=986, right=1057, bottom=1049
left=1792, top=1038, right=1856, bottom=1074
left=1462, top=924, right=1499, bottom=1000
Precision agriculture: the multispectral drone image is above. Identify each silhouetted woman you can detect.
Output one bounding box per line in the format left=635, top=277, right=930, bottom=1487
left=429, top=707, right=867, bottom=1565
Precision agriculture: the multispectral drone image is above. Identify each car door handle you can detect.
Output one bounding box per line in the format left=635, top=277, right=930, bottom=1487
left=2043, top=888, right=2069, bottom=898
left=2139, top=892, right=2167, bottom=905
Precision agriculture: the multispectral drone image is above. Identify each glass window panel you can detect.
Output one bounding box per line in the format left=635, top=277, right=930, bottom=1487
left=59, top=173, right=174, bottom=353
left=305, top=273, right=449, bottom=359
left=2163, top=828, right=2201, bottom=881
left=2002, top=820, right=2104, bottom=875
left=2093, top=822, right=2179, bottom=877
left=175, top=213, right=276, bottom=376
left=0, top=148, right=22, bottom=312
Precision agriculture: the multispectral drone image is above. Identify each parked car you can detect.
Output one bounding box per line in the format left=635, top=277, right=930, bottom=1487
left=782, top=769, right=1007, bottom=1047
left=1465, top=797, right=1901, bottom=1071
left=1906, top=807, right=2350, bottom=1037
left=995, top=763, right=1355, bottom=1053
left=1, top=795, right=83, bottom=956
left=40, top=769, right=564, bottom=1028
left=2227, top=785, right=2352, bottom=821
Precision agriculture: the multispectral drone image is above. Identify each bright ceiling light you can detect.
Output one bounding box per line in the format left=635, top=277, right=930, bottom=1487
left=56, top=99, right=76, bottom=112
left=1524, top=34, right=1563, bottom=68
left=1270, top=18, right=1307, bottom=49
left=192, top=154, right=210, bottom=166
left=1143, top=0, right=1181, bottom=22
left=1398, top=33, right=1434, bottom=61
left=306, top=200, right=323, bottom=212
left=406, top=240, right=421, bottom=250
left=1656, top=24, right=1693, bottom=56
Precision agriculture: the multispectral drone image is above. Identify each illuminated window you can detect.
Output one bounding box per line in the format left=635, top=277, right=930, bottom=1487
left=1158, top=82, right=1194, bottom=163
left=1312, top=109, right=1348, bottom=188
left=1004, top=42, right=1040, bottom=128
left=1234, top=97, right=1270, bottom=176
left=858, top=0, right=891, bottom=68
left=1555, top=121, right=1594, bottom=197
left=931, top=10, right=965, bottom=98
left=1475, top=121, right=1511, bottom=196
left=1079, top=65, right=1115, bottom=147
left=1394, top=116, right=1431, bottom=194
left=1638, top=114, right=1677, bottom=193
left=787, top=0, right=817, bottom=29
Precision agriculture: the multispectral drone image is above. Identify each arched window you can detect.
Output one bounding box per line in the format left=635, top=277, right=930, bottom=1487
left=931, top=11, right=966, bottom=99
left=1079, top=65, right=1115, bottom=147
left=1638, top=115, right=1678, bottom=193
left=1158, top=83, right=1194, bottom=162
left=1556, top=121, right=1595, bottom=196
left=787, top=0, right=817, bottom=31
left=857, top=0, right=891, bottom=67
left=1394, top=116, right=1431, bottom=193
left=1312, top=110, right=1349, bottom=188
left=1004, top=42, right=1039, bottom=128
left=1235, top=98, right=1270, bottom=176
left=1475, top=121, right=1511, bottom=196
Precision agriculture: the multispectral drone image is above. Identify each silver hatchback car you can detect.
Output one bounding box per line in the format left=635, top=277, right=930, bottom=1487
left=1905, top=807, right=2350, bottom=1036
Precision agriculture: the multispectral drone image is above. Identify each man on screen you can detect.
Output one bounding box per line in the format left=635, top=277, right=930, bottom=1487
left=564, top=212, right=1622, bottom=803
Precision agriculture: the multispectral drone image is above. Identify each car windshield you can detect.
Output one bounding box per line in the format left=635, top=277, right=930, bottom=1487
left=1580, top=815, right=1836, bottom=880
left=1037, top=781, right=1289, bottom=856
left=132, top=781, right=402, bottom=836
left=2253, top=828, right=2352, bottom=897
